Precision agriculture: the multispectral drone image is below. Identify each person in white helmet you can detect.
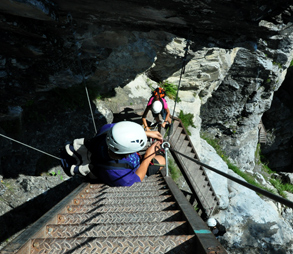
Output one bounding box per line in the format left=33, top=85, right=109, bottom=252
left=207, top=218, right=226, bottom=238
left=142, top=87, right=172, bottom=133
left=60, top=121, right=165, bottom=187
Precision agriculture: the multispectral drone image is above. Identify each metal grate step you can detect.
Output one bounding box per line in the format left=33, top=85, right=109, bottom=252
left=77, top=189, right=170, bottom=199
left=65, top=202, right=177, bottom=213
left=57, top=210, right=183, bottom=224
left=30, top=235, right=196, bottom=254
left=82, top=184, right=168, bottom=193
left=71, top=195, right=174, bottom=205
left=45, top=221, right=188, bottom=238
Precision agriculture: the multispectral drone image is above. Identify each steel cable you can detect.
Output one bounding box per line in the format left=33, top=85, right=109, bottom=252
left=170, top=147, right=293, bottom=209
left=0, top=134, right=60, bottom=160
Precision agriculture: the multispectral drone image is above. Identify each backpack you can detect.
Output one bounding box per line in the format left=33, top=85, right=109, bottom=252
left=152, top=87, right=166, bottom=98
left=59, top=126, right=133, bottom=179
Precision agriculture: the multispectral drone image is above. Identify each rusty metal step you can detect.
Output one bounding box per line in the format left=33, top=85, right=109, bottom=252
left=45, top=221, right=188, bottom=238
left=57, top=210, right=183, bottom=224
left=65, top=202, right=177, bottom=213
left=30, top=235, right=196, bottom=254
left=76, top=189, right=170, bottom=199
left=81, top=184, right=168, bottom=193
left=71, top=194, right=174, bottom=205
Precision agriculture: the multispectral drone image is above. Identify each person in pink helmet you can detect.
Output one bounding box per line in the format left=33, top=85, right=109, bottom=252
left=142, top=87, right=172, bottom=133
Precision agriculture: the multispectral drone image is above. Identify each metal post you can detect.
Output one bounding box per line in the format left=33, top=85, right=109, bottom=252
left=162, top=142, right=170, bottom=176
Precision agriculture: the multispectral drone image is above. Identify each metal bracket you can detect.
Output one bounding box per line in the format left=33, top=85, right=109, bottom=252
left=162, top=141, right=170, bottom=176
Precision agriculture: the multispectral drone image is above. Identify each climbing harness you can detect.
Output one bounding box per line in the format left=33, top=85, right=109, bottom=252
left=67, top=13, right=97, bottom=134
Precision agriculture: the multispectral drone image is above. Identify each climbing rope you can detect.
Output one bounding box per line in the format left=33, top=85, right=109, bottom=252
left=0, top=134, right=60, bottom=160
left=67, top=13, right=97, bottom=134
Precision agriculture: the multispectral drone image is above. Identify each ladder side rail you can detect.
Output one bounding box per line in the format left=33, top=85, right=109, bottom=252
left=161, top=168, right=227, bottom=254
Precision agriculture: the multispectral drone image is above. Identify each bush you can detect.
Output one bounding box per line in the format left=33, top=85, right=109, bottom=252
left=168, top=158, right=182, bottom=181
left=159, top=81, right=181, bottom=102
left=179, top=110, right=195, bottom=135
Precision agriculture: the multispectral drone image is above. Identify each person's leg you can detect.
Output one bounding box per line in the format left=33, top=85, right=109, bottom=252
left=161, top=109, right=167, bottom=123
left=161, top=109, right=172, bottom=125
left=146, top=155, right=165, bottom=176
left=155, top=155, right=165, bottom=169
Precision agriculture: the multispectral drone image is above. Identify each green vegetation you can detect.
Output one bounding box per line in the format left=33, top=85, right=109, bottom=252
left=1, top=180, right=14, bottom=192
left=199, top=132, right=291, bottom=197
left=147, top=79, right=181, bottom=102
left=51, top=170, right=64, bottom=181
left=290, top=59, right=293, bottom=68
left=168, top=158, right=182, bottom=181
left=269, top=178, right=293, bottom=198
left=256, top=144, right=293, bottom=197
left=179, top=110, right=196, bottom=136
left=159, top=80, right=181, bottom=102
left=272, top=61, right=283, bottom=69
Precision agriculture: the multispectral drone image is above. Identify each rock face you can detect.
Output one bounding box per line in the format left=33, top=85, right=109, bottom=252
left=261, top=67, right=293, bottom=172
left=1, top=0, right=293, bottom=253
left=199, top=140, right=293, bottom=254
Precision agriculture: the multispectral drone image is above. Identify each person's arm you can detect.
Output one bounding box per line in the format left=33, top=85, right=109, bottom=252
left=142, top=106, right=151, bottom=131
left=135, top=141, right=161, bottom=181
left=161, top=107, right=171, bottom=128
left=145, top=130, right=163, bottom=142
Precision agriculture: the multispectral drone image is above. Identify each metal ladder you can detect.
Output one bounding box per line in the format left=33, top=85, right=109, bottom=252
left=1, top=171, right=227, bottom=253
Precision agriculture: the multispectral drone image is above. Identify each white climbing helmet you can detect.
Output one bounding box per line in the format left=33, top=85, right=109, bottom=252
left=106, top=121, right=147, bottom=154
left=152, top=101, right=163, bottom=114
left=207, top=218, right=217, bottom=227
